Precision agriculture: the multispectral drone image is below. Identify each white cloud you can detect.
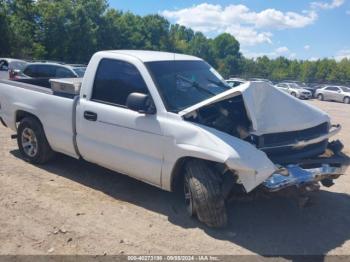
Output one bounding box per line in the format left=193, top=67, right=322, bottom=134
left=275, top=46, right=289, bottom=54
left=225, top=25, right=273, bottom=46
left=243, top=46, right=292, bottom=59
left=335, top=49, right=350, bottom=61
left=304, top=45, right=311, bottom=50
left=161, top=3, right=317, bottom=46
left=311, top=0, right=345, bottom=10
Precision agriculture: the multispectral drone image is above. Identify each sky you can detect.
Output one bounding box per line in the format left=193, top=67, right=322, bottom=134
left=109, top=0, right=350, bottom=60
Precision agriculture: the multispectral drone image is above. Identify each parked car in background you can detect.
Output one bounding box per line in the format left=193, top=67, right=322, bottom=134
left=225, top=77, right=246, bottom=88
left=315, top=86, right=350, bottom=104
left=299, top=82, right=324, bottom=97
left=14, top=62, right=86, bottom=88
left=0, top=58, right=27, bottom=80
left=275, top=82, right=312, bottom=99
left=249, top=78, right=274, bottom=85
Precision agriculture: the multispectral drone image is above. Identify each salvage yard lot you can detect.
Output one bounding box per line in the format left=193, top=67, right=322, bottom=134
left=0, top=100, right=350, bottom=256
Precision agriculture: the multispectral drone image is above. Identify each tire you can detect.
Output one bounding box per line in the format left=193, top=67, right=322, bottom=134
left=17, top=117, right=54, bottom=164
left=184, top=160, right=227, bottom=228
left=317, top=94, right=324, bottom=101
left=344, top=97, right=350, bottom=104
left=291, top=92, right=297, bottom=98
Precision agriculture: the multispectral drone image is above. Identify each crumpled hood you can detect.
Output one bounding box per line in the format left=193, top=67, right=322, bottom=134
left=180, top=81, right=330, bottom=135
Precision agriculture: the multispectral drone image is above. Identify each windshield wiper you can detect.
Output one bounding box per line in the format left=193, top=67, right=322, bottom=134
left=206, top=78, right=230, bottom=91
left=176, top=74, right=216, bottom=95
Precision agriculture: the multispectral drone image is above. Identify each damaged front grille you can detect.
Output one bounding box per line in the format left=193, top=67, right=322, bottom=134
left=257, top=122, right=329, bottom=148
left=255, top=122, right=330, bottom=163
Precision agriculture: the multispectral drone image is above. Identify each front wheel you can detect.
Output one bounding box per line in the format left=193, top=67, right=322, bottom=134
left=184, top=160, right=227, bottom=228
left=291, top=92, right=297, bottom=98
left=344, top=97, right=350, bottom=104
left=317, top=94, right=324, bottom=101
left=17, top=117, right=55, bottom=164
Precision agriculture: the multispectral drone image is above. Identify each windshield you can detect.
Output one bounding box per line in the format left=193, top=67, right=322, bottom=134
left=146, top=60, right=230, bottom=112
left=340, top=86, right=350, bottom=92
left=73, top=67, right=86, bottom=77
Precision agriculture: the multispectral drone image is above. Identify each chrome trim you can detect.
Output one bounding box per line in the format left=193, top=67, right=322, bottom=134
left=260, top=124, right=341, bottom=150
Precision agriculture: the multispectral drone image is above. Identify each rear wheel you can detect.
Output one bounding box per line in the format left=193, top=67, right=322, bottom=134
left=344, top=97, right=350, bottom=104
left=17, top=117, right=54, bottom=164
left=184, top=160, right=227, bottom=228
left=317, top=94, right=324, bottom=101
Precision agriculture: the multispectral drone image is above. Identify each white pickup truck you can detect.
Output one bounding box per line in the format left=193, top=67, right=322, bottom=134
left=0, top=50, right=349, bottom=227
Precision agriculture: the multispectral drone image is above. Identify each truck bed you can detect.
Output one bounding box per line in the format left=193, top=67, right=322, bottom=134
left=0, top=79, right=79, bottom=158
left=0, top=79, right=53, bottom=95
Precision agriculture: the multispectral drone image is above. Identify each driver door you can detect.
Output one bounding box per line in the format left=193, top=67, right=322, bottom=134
left=76, top=59, right=164, bottom=186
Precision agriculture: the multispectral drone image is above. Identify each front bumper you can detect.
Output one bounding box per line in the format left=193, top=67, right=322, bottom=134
left=263, top=164, right=347, bottom=192
left=299, top=93, right=312, bottom=99
left=263, top=139, right=350, bottom=192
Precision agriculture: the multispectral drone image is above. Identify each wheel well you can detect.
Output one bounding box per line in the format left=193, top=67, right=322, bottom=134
left=15, top=111, right=42, bottom=128
left=170, top=157, right=226, bottom=192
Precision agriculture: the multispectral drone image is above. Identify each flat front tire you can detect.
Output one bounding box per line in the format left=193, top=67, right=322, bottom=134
left=17, top=117, right=54, bottom=164
left=184, top=160, right=227, bottom=228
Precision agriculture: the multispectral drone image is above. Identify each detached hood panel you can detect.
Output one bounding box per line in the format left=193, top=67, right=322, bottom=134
left=180, top=81, right=330, bottom=135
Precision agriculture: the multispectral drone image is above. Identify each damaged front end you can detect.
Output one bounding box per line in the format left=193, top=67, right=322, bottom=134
left=181, top=81, right=349, bottom=194
left=263, top=140, right=350, bottom=192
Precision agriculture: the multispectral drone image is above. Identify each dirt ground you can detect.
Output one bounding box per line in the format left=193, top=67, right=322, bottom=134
left=0, top=100, right=350, bottom=256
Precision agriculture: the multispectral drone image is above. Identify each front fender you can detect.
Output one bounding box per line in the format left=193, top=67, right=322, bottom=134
left=161, top=122, right=277, bottom=192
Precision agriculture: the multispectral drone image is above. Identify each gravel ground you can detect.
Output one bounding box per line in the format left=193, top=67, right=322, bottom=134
left=0, top=99, right=349, bottom=256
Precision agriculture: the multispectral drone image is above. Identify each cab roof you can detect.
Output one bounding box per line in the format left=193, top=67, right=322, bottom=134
left=101, top=50, right=202, bottom=62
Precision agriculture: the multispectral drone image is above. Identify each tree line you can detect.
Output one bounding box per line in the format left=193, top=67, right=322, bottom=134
left=1, top=0, right=350, bottom=85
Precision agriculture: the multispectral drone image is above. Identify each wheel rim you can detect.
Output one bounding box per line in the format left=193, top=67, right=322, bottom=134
left=318, top=94, right=323, bottom=100
left=21, top=127, right=38, bottom=157
left=184, top=178, right=195, bottom=216
left=292, top=93, right=297, bottom=97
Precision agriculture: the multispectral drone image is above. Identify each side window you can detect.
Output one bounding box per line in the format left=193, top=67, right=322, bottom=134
left=0, top=60, right=8, bottom=70
left=92, top=59, right=148, bottom=107
left=36, top=65, right=56, bottom=77
left=56, top=67, right=75, bottom=78
left=24, top=65, right=37, bottom=77
left=226, top=81, right=234, bottom=88
left=326, top=86, right=337, bottom=91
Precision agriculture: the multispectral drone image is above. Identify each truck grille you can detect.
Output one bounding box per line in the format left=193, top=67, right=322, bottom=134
left=256, top=122, right=330, bottom=163
left=258, top=122, right=329, bottom=148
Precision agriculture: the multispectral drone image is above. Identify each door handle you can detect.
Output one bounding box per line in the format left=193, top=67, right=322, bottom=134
left=84, top=111, right=97, bottom=121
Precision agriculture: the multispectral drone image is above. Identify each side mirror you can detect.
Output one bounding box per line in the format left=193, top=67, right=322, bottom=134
left=126, top=93, right=156, bottom=114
